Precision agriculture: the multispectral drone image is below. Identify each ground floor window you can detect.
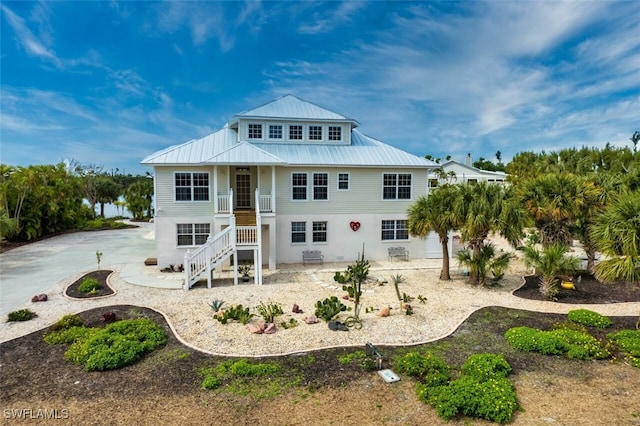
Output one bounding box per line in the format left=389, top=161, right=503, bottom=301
left=177, top=223, right=210, bottom=246
left=312, top=221, right=327, bottom=243
left=381, top=220, right=408, bottom=241
left=291, top=221, right=306, bottom=243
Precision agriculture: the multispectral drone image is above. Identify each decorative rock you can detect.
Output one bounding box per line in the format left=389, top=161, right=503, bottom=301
left=264, top=323, right=276, bottom=334
left=31, top=294, right=48, bottom=302
left=292, top=304, right=303, bottom=314
left=248, top=323, right=265, bottom=334
left=378, top=306, right=391, bottom=317
left=303, top=315, right=319, bottom=324
left=328, top=320, right=348, bottom=331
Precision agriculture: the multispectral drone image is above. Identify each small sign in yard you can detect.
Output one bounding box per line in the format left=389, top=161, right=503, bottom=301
left=378, top=369, right=400, bottom=383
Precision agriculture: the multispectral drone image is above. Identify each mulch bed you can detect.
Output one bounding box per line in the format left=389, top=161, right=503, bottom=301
left=65, top=270, right=115, bottom=299
left=513, top=272, right=640, bottom=304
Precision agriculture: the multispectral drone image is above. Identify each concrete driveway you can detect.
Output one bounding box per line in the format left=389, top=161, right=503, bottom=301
left=0, top=222, right=156, bottom=315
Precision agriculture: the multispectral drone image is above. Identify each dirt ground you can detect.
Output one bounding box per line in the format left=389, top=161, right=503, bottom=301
left=2, top=270, right=640, bottom=425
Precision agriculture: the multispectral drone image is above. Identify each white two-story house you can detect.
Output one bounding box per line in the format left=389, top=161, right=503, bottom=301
left=142, top=95, right=438, bottom=288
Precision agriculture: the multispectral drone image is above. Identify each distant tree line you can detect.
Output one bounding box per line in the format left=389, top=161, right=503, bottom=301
left=0, top=162, right=153, bottom=242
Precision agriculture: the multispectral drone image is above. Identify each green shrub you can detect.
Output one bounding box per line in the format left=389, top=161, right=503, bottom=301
left=505, top=325, right=610, bottom=360
left=201, top=359, right=281, bottom=390
left=214, top=304, right=254, bottom=325
left=50, top=314, right=85, bottom=331
left=608, top=330, right=640, bottom=368
left=568, top=309, right=612, bottom=329
left=314, top=296, right=348, bottom=322
left=228, top=359, right=280, bottom=377
left=432, top=375, right=519, bottom=424
left=61, top=318, right=166, bottom=371
left=44, top=326, right=91, bottom=345
left=78, top=277, right=101, bottom=293
left=505, top=326, right=568, bottom=355
left=7, top=309, right=36, bottom=322
left=201, top=375, right=221, bottom=390
left=461, top=353, right=512, bottom=381
left=395, top=351, right=450, bottom=387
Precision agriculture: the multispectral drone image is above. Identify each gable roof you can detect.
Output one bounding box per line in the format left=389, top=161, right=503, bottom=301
left=439, top=159, right=507, bottom=178
left=230, top=94, right=359, bottom=126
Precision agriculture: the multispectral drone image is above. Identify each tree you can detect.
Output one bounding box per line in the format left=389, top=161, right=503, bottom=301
left=94, top=177, right=120, bottom=218
left=452, top=182, right=524, bottom=285
left=518, top=173, right=585, bottom=247
left=591, top=191, right=640, bottom=284
left=124, top=179, right=154, bottom=220
left=408, top=185, right=458, bottom=280
left=631, top=131, right=639, bottom=153
left=521, top=243, right=581, bottom=299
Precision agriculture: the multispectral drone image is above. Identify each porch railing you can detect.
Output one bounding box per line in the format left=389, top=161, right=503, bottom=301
left=183, top=225, right=235, bottom=289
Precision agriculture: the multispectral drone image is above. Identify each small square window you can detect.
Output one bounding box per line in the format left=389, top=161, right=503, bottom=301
left=308, top=125, right=322, bottom=141
left=289, top=125, right=302, bottom=140
left=269, top=124, right=283, bottom=139
left=248, top=123, right=262, bottom=139
left=328, top=126, right=342, bottom=141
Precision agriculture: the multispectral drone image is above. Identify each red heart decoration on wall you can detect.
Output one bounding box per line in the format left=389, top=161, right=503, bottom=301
left=349, top=221, right=361, bottom=231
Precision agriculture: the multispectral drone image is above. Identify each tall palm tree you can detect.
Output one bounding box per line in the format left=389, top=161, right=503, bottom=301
left=408, top=185, right=458, bottom=280
left=591, top=191, right=640, bottom=284
left=452, top=182, right=524, bottom=285
left=521, top=243, right=581, bottom=299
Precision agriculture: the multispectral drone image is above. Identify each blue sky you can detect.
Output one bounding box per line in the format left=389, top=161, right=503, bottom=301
left=1, top=1, right=639, bottom=176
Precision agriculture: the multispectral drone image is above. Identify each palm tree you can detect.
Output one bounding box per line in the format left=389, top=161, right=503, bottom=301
left=518, top=173, right=584, bottom=247
left=591, top=191, right=640, bottom=284
left=456, top=244, right=513, bottom=286
left=452, top=182, right=524, bottom=285
left=521, top=244, right=581, bottom=299
left=408, top=185, right=458, bottom=280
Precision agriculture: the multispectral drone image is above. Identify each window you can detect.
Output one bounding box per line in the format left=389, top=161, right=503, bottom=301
left=269, top=124, right=283, bottom=139
left=308, top=125, right=322, bottom=141
left=289, top=125, right=302, bottom=140
left=328, top=126, right=342, bottom=141
left=248, top=123, right=262, bottom=139
left=383, top=173, right=412, bottom=200
left=312, top=221, right=327, bottom=243
left=292, top=173, right=307, bottom=200
left=381, top=220, right=408, bottom=241
left=313, top=172, right=328, bottom=200
left=429, top=179, right=439, bottom=188
left=177, top=223, right=210, bottom=246
left=175, top=172, right=209, bottom=201
left=337, top=173, right=349, bottom=190
left=291, top=222, right=306, bottom=243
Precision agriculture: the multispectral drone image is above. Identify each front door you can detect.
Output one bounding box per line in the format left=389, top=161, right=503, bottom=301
left=236, top=173, right=251, bottom=209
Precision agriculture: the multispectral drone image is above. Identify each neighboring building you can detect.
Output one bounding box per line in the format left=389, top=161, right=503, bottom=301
left=428, top=154, right=507, bottom=189
left=142, top=95, right=438, bottom=288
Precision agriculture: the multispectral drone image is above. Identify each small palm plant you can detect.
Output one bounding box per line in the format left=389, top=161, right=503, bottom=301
left=521, top=243, right=580, bottom=299
left=456, top=244, right=513, bottom=286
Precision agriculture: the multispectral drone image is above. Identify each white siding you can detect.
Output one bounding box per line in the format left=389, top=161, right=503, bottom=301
left=154, top=166, right=215, bottom=217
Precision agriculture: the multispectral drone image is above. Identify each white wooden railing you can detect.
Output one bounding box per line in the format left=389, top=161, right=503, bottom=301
left=236, top=226, right=257, bottom=245
left=183, top=225, right=235, bottom=290
left=258, top=194, right=272, bottom=212
left=217, top=189, right=233, bottom=214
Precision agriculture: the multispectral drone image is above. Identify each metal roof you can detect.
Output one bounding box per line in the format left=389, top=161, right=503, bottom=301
left=230, top=94, right=359, bottom=126
left=141, top=97, right=436, bottom=169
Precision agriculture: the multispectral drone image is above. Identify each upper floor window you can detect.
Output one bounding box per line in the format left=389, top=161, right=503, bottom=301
left=175, top=172, right=209, bottom=201
left=248, top=123, right=262, bottom=139
left=291, top=221, right=306, bottom=243
left=308, top=125, right=322, bottom=141
left=292, top=173, right=307, bottom=200
left=337, top=173, right=349, bottom=191
left=381, top=220, right=408, bottom=241
left=383, top=173, right=412, bottom=200
left=312, top=221, right=327, bottom=243
left=177, top=223, right=210, bottom=246
left=328, top=126, right=342, bottom=141
left=313, top=173, right=328, bottom=200
left=269, top=124, right=283, bottom=139
left=289, top=125, right=303, bottom=140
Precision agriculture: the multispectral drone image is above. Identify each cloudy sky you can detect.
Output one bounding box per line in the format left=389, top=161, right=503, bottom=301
left=1, top=1, right=639, bottom=175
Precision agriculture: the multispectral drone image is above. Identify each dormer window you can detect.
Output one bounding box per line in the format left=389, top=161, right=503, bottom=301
left=248, top=123, right=262, bottom=139
left=269, top=124, right=283, bottom=139
left=289, top=125, right=302, bottom=140
left=328, top=126, right=342, bottom=141
left=308, top=125, right=322, bottom=141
